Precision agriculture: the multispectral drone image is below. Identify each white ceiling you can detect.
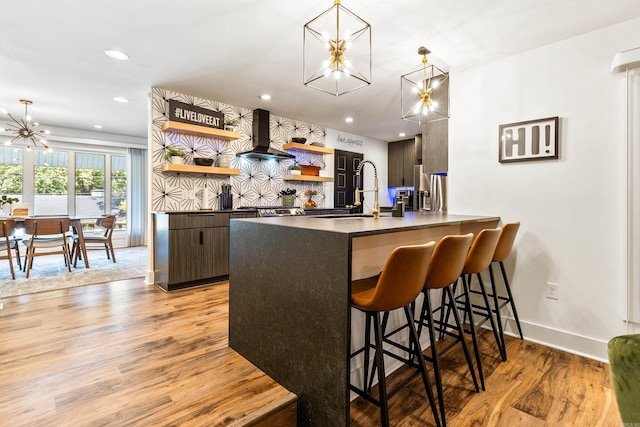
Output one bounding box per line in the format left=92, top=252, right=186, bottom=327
left=1, top=0, right=639, bottom=144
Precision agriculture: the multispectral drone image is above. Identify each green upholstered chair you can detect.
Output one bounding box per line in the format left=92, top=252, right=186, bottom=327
left=608, top=334, right=640, bottom=424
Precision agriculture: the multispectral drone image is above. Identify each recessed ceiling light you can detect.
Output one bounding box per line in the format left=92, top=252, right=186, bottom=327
left=345, top=117, right=354, bottom=123
left=94, top=125, right=103, bottom=129
left=113, top=97, right=130, bottom=103
left=105, top=49, right=129, bottom=60
left=399, top=132, right=406, bottom=137
left=259, top=94, right=272, bottom=100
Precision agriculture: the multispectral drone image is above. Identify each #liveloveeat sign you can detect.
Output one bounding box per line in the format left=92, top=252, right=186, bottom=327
left=168, top=100, right=223, bottom=129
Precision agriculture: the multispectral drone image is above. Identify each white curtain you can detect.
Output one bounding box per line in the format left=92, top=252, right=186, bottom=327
left=626, top=66, right=640, bottom=325
left=127, top=148, right=147, bottom=246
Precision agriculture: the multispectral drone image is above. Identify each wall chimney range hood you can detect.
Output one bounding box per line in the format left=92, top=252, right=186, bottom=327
left=236, top=109, right=295, bottom=160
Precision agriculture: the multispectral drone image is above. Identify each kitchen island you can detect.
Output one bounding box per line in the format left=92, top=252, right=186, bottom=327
left=228, top=211, right=500, bottom=426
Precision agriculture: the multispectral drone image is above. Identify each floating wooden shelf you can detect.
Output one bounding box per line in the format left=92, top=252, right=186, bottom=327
left=161, top=164, right=240, bottom=175
left=283, top=175, right=333, bottom=182
left=162, top=121, right=240, bottom=140
left=282, top=143, right=334, bottom=155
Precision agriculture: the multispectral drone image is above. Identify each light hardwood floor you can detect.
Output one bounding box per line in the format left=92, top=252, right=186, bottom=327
left=0, top=279, right=295, bottom=426
left=0, top=278, right=622, bottom=426
left=350, top=320, right=622, bottom=426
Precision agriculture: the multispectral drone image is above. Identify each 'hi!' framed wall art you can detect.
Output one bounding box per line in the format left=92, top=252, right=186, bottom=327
left=499, top=116, right=559, bottom=163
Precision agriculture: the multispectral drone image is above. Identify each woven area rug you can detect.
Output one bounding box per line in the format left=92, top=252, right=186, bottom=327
left=0, top=246, right=148, bottom=298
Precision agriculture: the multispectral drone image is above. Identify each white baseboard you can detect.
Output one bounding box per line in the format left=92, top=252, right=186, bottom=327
left=145, top=270, right=155, bottom=285
left=502, top=317, right=610, bottom=363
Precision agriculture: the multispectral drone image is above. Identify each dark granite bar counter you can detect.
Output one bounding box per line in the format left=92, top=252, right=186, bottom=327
left=228, top=211, right=499, bottom=426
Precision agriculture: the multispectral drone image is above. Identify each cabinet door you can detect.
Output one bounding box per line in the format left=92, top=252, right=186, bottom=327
left=388, top=141, right=404, bottom=187
left=402, top=139, right=416, bottom=186
left=168, top=228, right=205, bottom=284
left=423, top=119, right=448, bottom=174
left=202, top=227, right=229, bottom=277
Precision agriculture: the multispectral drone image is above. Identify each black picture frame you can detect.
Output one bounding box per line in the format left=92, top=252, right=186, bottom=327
left=499, top=116, right=559, bottom=163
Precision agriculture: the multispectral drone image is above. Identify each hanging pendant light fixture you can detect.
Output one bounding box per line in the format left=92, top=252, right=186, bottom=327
left=1, top=99, right=52, bottom=151
left=303, top=0, right=371, bottom=96
left=401, top=46, right=449, bottom=124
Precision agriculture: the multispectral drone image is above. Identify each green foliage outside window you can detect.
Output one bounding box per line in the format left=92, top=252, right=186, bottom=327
left=0, top=164, right=23, bottom=194
left=75, top=168, right=104, bottom=195
left=35, top=166, right=68, bottom=195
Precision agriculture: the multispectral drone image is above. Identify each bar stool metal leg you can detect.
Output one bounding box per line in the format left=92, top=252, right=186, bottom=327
left=461, top=274, right=486, bottom=391
left=497, top=260, right=524, bottom=340
left=470, top=272, right=506, bottom=361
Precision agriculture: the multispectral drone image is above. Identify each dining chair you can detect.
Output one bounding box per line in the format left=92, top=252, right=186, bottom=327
left=22, top=217, right=73, bottom=278
left=8, top=203, right=28, bottom=268
left=1, top=219, right=17, bottom=279
left=11, top=203, right=29, bottom=216
left=71, top=214, right=118, bottom=267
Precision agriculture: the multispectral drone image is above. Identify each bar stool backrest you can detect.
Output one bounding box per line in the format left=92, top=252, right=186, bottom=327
left=359, top=242, right=436, bottom=312
left=492, top=222, right=520, bottom=262
left=424, top=233, right=474, bottom=289
left=462, top=228, right=502, bottom=275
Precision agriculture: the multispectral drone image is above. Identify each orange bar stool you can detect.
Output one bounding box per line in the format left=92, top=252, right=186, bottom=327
left=449, top=228, right=503, bottom=390
left=415, top=233, right=478, bottom=426
left=350, top=242, right=441, bottom=427
left=487, top=222, right=523, bottom=357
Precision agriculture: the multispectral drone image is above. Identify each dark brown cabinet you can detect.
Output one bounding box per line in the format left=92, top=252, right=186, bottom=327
left=154, top=211, right=256, bottom=291
left=388, top=139, right=416, bottom=187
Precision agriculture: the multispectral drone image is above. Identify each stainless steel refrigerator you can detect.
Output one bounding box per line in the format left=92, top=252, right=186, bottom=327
left=413, top=165, right=447, bottom=211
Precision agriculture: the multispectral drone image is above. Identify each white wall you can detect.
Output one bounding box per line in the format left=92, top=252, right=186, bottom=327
left=449, top=17, right=640, bottom=361
left=324, top=128, right=392, bottom=208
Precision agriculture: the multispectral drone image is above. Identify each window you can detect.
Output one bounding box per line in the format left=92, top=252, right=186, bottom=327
left=0, top=147, right=23, bottom=200
left=111, top=156, right=127, bottom=229
left=3, top=142, right=134, bottom=243
left=34, top=150, right=68, bottom=215
left=75, top=153, right=105, bottom=217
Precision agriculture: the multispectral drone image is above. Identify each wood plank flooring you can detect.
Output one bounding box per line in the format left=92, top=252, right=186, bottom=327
left=349, top=325, right=622, bottom=426
left=0, top=278, right=622, bottom=426
left=0, top=279, right=295, bottom=426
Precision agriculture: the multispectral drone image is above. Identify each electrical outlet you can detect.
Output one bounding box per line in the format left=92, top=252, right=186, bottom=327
left=0, top=302, right=4, bottom=310
left=546, top=282, right=559, bottom=300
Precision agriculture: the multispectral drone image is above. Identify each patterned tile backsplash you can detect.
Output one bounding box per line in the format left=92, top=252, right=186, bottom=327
left=151, top=87, right=328, bottom=211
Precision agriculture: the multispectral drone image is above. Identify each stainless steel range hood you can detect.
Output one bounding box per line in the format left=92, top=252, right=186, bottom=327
left=236, top=109, right=295, bottom=160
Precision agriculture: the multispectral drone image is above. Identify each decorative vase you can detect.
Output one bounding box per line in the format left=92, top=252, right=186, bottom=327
left=170, top=156, right=185, bottom=165
left=217, top=155, right=230, bottom=168
left=282, top=194, right=295, bottom=208
left=201, top=184, right=211, bottom=210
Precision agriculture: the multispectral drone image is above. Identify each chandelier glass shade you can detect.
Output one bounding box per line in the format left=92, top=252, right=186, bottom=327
left=303, top=0, right=371, bottom=96
left=401, top=47, right=449, bottom=124
left=1, top=99, right=51, bottom=151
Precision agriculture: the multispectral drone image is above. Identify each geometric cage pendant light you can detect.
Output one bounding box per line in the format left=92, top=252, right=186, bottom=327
left=303, top=0, right=372, bottom=96
left=401, top=46, right=449, bottom=124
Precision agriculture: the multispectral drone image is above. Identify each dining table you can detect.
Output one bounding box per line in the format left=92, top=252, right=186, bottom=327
left=7, top=215, right=100, bottom=269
